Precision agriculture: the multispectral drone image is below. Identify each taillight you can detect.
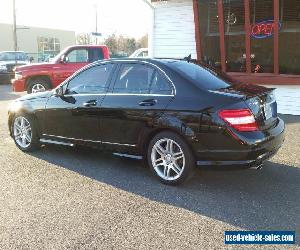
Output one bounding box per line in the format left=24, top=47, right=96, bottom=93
left=219, top=109, right=258, bottom=132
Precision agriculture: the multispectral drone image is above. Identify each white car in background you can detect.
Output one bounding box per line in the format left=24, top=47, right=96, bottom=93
left=129, top=48, right=148, bottom=58
left=0, top=51, right=30, bottom=84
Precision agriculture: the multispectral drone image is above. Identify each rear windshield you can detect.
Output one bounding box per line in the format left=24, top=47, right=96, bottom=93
left=170, top=61, right=239, bottom=90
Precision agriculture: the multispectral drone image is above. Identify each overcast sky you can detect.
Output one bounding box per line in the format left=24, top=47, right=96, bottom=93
left=0, top=0, right=151, bottom=38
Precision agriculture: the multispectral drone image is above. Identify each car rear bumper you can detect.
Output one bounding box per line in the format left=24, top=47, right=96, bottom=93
left=196, top=145, right=280, bottom=168
left=11, top=78, right=26, bottom=92
left=195, top=118, right=285, bottom=168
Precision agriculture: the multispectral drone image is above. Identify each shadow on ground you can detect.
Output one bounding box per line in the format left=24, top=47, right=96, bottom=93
left=29, top=144, right=300, bottom=243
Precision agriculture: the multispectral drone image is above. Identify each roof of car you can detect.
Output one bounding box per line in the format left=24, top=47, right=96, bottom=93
left=100, top=58, right=182, bottom=64
left=0, top=51, right=26, bottom=54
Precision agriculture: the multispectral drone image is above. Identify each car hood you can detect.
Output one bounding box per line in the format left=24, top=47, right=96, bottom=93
left=17, top=90, right=53, bottom=102
left=0, top=60, right=29, bottom=66
left=16, top=62, right=56, bottom=71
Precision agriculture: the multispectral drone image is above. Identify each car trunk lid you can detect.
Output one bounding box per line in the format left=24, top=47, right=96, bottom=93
left=215, top=83, right=278, bottom=130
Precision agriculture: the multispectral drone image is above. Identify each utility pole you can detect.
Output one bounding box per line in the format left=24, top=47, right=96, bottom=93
left=12, top=0, right=18, bottom=52
left=95, top=4, right=98, bottom=45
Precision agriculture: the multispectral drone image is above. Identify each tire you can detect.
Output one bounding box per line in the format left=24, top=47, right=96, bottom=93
left=12, top=114, right=40, bottom=152
left=147, top=131, right=195, bottom=185
left=27, top=78, right=50, bottom=94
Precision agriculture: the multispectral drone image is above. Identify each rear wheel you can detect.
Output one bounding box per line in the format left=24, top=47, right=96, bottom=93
left=147, top=131, right=195, bottom=185
left=27, top=78, right=50, bottom=94
left=12, top=114, right=40, bottom=152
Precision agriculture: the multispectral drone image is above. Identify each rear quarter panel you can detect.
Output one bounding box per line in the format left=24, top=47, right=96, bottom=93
left=137, top=67, right=247, bottom=156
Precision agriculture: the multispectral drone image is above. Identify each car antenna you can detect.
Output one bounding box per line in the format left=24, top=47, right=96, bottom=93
left=183, top=54, right=192, bottom=63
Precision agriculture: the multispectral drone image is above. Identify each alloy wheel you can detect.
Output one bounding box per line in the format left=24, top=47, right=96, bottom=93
left=151, top=138, right=185, bottom=181
left=13, top=116, right=32, bottom=149
left=31, top=83, right=46, bottom=93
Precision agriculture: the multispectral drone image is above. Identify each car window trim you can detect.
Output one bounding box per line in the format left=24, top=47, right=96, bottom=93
left=59, top=60, right=176, bottom=97
left=63, top=93, right=174, bottom=97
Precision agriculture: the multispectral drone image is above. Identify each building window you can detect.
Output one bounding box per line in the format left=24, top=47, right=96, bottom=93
left=198, top=0, right=221, bottom=69
left=250, top=0, right=274, bottom=73
left=279, top=0, right=300, bottom=75
left=196, top=0, right=300, bottom=77
left=37, top=37, right=61, bottom=62
left=223, top=0, right=246, bottom=72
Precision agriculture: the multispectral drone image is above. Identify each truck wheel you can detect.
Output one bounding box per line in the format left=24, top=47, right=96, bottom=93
left=27, top=78, right=51, bottom=94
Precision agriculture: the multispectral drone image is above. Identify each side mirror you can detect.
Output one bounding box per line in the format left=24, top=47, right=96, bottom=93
left=60, top=55, right=66, bottom=63
left=54, top=86, right=64, bottom=97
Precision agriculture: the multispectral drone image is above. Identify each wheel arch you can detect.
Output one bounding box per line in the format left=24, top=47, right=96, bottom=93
left=138, top=115, right=198, bottom=158
left=9, top=109, right=41, bottom=138
left=25, top=75, right=52, bottom=90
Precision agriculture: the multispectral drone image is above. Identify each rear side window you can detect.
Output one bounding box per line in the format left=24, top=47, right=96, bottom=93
left=66, top=64, right=114, bottom=94
left=88, top=48, right=104, bottom=62
left=150, top=71, right=172, bottom=95
left=171, top=61, right=236, bottom=90
left=113, top=64, right=154, bottom=94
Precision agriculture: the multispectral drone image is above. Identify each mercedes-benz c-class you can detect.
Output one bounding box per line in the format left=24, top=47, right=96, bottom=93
left=8, top=58, right=285, bottom=185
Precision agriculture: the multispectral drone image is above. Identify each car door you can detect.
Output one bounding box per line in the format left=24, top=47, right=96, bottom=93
left=52, top=48, right=89, bottom=86
left=99, top=62, right=175, bottom=150
left=42, top=63, right=115, bottom=146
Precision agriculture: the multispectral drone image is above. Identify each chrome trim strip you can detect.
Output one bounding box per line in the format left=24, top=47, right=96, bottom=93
left=42, top=134, right=136, bottom=147
left=63, top=93, right=174, bottom=97
left=43, top=134, right=101, bottom=143
left=196, top=160, right=253, bottom=166
left=113, top=153, right=143, bottom=160
left=40, top=138, right=74, bottom=147
left=102, top=141, right=136, bottom=147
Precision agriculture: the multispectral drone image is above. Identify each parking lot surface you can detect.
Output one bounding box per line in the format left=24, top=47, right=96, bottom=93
left=0, top=85, right=299, bottom=249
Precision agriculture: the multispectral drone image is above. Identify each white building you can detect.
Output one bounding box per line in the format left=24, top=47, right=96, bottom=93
left=0, top=23, right=76, bottom=62
left=149, top=0, right=197, bottom=59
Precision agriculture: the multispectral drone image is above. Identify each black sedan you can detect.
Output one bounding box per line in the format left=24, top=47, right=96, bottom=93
left=8, top=58, right=285, bottom=185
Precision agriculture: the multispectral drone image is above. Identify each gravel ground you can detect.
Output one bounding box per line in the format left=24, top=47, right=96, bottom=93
left=0, top=85, right=299, bottom=250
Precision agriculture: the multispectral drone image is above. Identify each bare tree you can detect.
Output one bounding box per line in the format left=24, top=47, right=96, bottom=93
left=104, top=34, right=148, bottom=57
left=137, top=35, right=148, bottom=48
left=76, top=33, right=93, bottom=45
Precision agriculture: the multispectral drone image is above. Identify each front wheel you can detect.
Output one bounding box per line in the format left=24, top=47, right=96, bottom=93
left=27, top=79, right=50, bottom=94
left=12, top=115, right=40, bottom=152
left=147, top=131, right=195, bottom=185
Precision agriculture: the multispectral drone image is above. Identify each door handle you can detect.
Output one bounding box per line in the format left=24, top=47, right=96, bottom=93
left=139, top=99, right=157, bottom=106
left=83, top=100, right=97, bottom=107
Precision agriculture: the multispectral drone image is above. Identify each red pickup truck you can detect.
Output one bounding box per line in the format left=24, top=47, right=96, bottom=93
left=12, top=45, right=110, bottom=93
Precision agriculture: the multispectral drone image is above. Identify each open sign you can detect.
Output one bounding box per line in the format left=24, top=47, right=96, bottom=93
left=251, top=20, right=282, bottom=39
